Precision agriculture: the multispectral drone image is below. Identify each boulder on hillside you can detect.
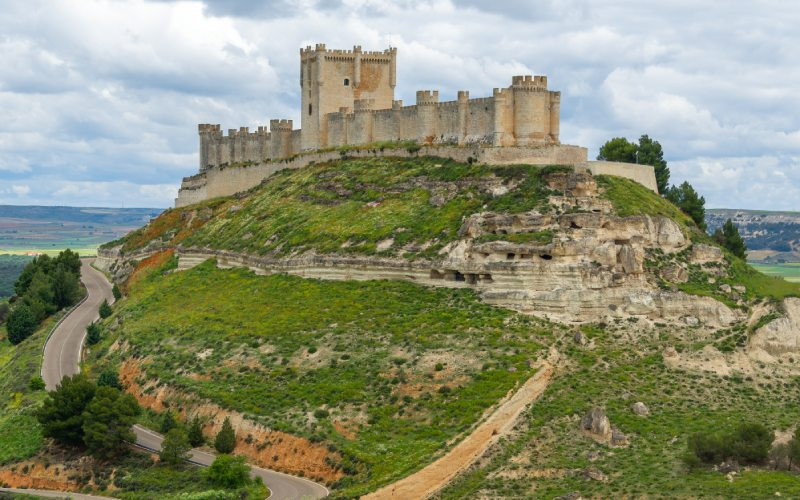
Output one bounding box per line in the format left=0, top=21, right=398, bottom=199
left=631, top=401, right=650, bottom=416
left=581, top=407, right=611, bottom=441
left=661, top=264, right=688, bottom=283
left=610, top=428, right=629, bottom=447
left=691, top=244, right=724, bottom=264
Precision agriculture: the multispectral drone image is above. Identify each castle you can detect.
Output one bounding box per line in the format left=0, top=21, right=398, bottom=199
left=178, top=44, right=657, bottom=206
left=197, top=44, right=562, bottom=170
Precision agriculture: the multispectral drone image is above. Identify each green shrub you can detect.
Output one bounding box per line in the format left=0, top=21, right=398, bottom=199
left=99, top=299, right=113, bottom=319
left=688, top=422, right=773, bottom=465
left=214, top=417, right=236, bottom=454
left=112, top=283, right=122, bottom=301
left=313, top=409, right=329, bottom=419
left=187, top=416, right=205, bottom=447
left=86, top=322, right=101, bottom=346
left=6, top=305, right=37, bottom=345
left=35, top=373, right=96, bottom=446
left=159, top=428, right=191, bottom=466
left=206, top=454, right=249, bottom=488
left=160, top=411, right=178, bottom=434
left=97, top=369, right=122, bottom=390
left=28, top=376, right=45, bottom=391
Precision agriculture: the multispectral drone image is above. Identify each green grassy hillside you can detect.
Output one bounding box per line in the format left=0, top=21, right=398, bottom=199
left=439, top=322, right=800, bottom=498
left=106, top=156, right=564, bottom=258
left=87, top=156, right=800, bottom=497
left=87, top=257, right=554, bottom=495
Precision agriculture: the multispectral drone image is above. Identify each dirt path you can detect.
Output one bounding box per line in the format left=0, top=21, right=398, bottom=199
left=363, top=360, right=554, bottom=499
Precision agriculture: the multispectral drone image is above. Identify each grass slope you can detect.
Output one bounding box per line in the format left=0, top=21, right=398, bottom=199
left=438, top=322, right=800, bottom=499
left=0, top=316, right=57, bottom=465
left=87, top=258, right=553, bottom=495
left=108, top=157, right=564, bottom=258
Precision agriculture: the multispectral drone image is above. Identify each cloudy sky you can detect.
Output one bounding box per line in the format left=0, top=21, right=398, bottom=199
left=1, top=0, right=798, bottom=209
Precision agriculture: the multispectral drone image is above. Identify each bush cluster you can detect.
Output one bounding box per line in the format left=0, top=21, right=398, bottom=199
left=6, top=250, right=82, bottom=344
left=35, top=374, right=140, bottom=459
left=687, top=422, right=773, bottom=466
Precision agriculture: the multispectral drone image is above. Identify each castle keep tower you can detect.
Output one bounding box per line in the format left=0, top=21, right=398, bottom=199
left=300, top=44, right=397, bottom=150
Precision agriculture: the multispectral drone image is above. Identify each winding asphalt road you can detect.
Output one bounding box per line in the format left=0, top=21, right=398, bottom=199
left=40, top=258, right=328, bottom=500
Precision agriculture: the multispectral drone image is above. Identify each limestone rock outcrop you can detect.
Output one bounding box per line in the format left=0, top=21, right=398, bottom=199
left=691, top=244, right=724, bottom=264
left=581, top=407, right=611, bottom=441
left=750, top=298, right=800, bottom=358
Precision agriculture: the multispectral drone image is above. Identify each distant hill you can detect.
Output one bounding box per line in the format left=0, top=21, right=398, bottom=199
left=706, top=208, right=800, bottom=262
left=0, top=205, right=162, bottom=255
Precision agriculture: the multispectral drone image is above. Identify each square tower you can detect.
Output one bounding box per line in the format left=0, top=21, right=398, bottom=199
left=300, top=44, right=397, bottom=150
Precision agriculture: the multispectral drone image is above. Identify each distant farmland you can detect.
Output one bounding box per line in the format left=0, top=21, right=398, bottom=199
left=0, top=205, right=161, bottom=256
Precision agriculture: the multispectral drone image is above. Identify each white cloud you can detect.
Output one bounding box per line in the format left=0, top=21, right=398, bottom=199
left=0, top=0, right=798, bottom=209
left=11, top=185, right=30, bottom=196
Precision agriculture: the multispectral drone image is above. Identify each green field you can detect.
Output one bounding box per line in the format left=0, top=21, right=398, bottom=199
left=0, top=205, right=159, bottom=256
left=751, top=262, right=800, bottom=283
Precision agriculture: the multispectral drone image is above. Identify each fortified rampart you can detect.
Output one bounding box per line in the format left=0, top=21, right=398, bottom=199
left=183, top=43, right=659, bottom=207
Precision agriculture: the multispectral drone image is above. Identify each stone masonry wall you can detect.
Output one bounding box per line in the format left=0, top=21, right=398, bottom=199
left=176, top=144, right=666, bottom=207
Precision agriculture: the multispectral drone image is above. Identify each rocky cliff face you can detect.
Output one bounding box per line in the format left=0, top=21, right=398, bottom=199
left=103, top=170, right=738, bottom=327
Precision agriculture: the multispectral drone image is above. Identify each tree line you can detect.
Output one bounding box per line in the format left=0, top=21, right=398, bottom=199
left=4, top=250, right=83, bottom=344
left=598, top=135, right=745, bottom=258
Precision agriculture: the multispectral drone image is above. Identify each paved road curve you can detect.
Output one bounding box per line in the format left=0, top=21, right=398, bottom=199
left=42, top=259, right=113, bottom=391
left=41, top=259, right=329, bottom=500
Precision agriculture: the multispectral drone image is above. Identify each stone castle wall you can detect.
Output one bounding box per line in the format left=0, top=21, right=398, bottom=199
left=175, top=144, right=658, bottom=207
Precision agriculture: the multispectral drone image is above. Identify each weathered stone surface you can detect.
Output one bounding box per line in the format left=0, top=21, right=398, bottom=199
left=691, top=243, right=724, bottom=264
left=733, top=285, right=746, bottom=294
left=750, top=298, right=800, bottom=357
left=719, top=284, right=732, bottom=294
left=556, top=492, right=583, bottom=500
left=663, top=347, right=678, bottom=358
left=684, top=316, right=699, bottom=327
left=610, top=428, right=629, bottom=447
left=631, top=402, right=650, bottom=416
left=574, top=331, right=587, bottom=345
left=617, top=244, right=641, bottom=274
left=581, top=407, right=611, bottom=441
left=582, top=467, right=608, bottom=482
left=661, top=264, right=688, bottom=283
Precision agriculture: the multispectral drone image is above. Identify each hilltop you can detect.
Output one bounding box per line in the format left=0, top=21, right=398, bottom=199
left=83, top=155, right=800, bottom=497
left=3, top=155, right=799, bottom=498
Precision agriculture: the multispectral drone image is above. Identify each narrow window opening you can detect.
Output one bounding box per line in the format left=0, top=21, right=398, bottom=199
left=344, top=78, right=350, bottom=86
left=308, top=104, right=312, bottom=115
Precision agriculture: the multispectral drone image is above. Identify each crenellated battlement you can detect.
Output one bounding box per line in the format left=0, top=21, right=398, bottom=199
left=511, top=75, right=548, bottom=90
left=270, top=119, right=293, bottom=131
left=416, top=90, right=440, bottom=104
left=195, top=45, right=563, bottom=176
left=301, top=44, right=397, bottom=61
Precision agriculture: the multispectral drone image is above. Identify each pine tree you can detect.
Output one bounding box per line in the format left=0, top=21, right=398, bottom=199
left=665, top=182, right=706, bottom=231
left=159, top=428, right=191, bottom=466
left=82, top=386, right=140, bottom=459
left=6, top=304, right=38, bottom=345
left=160, top=411, right=178, bottom=434
left=97, top=369, right=122, bottom=390
left=35, top=374, right=96, bottom=446
left=714, top=219, right=747, bottom=259
left=112, top=283, right=122, bottom=301
left=99, top=299, right=112, bottom=319
left=214, top=417, right=236, bottom=454
left=187, top=416, right=205, bottom=447
left=86, top=322, right=101, bottom=346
